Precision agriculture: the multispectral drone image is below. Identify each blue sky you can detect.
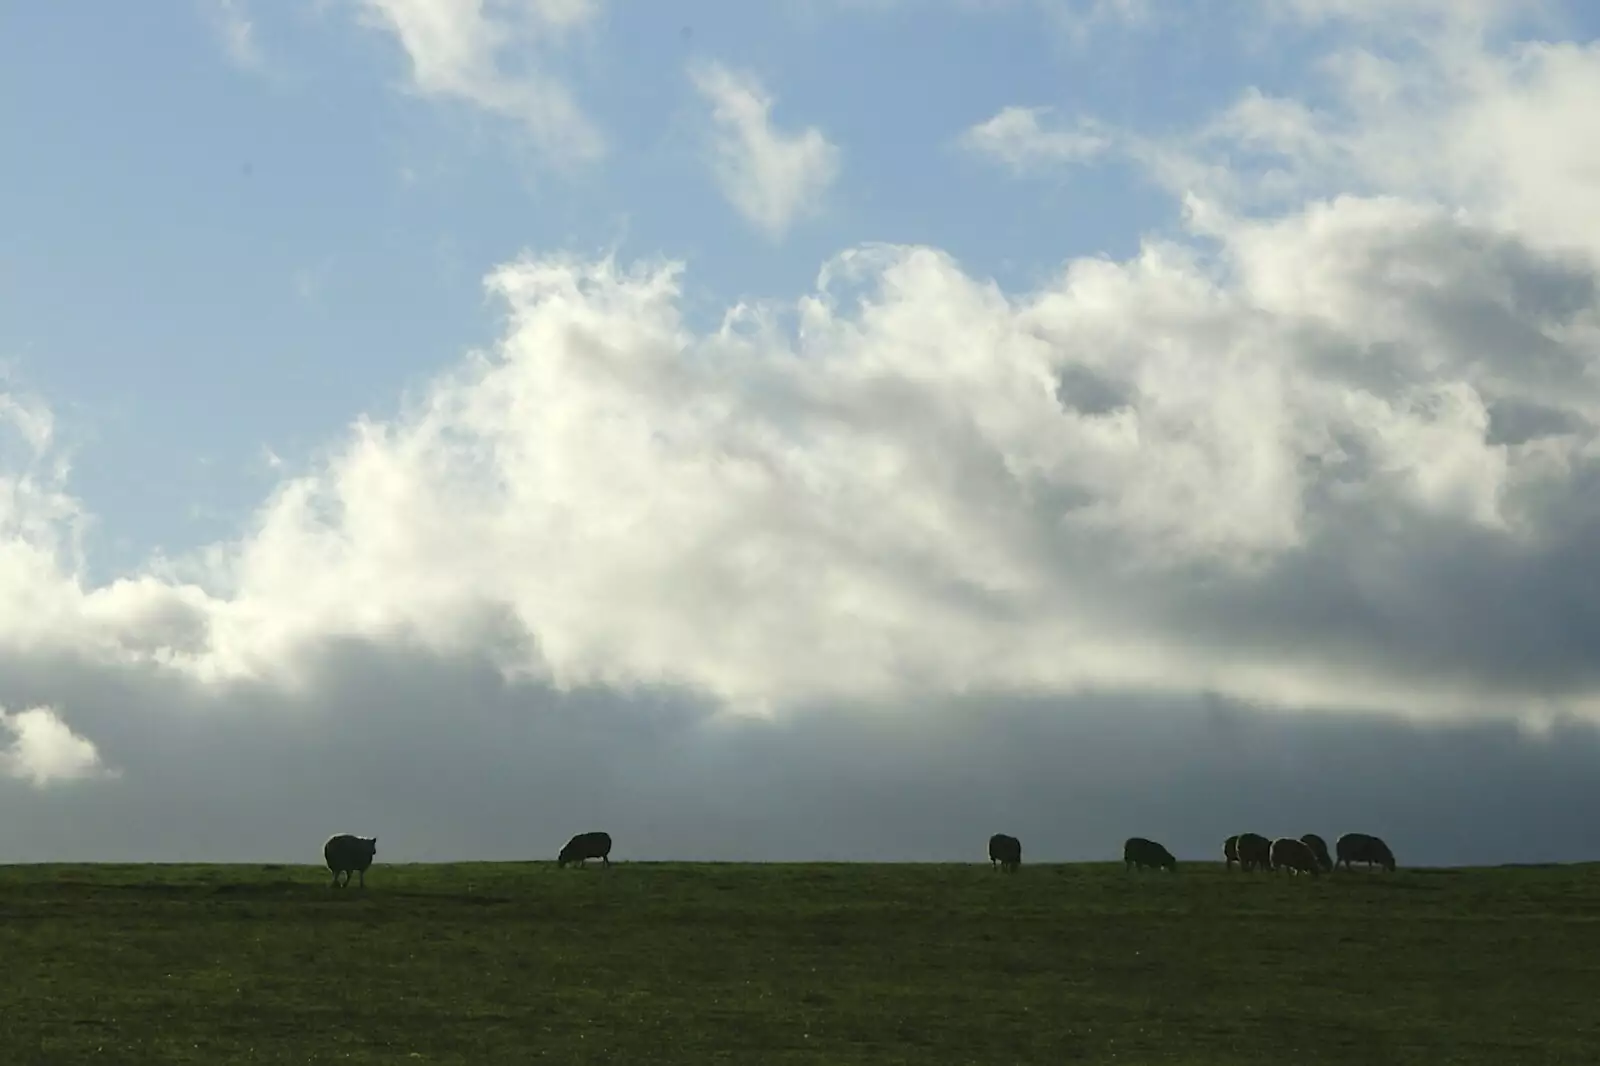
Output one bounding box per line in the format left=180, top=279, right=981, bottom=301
left=5, top=1, right=1600, bottom=862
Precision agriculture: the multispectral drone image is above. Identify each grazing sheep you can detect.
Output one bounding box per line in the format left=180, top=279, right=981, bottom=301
left=1301, top=833, right=1333, bottom=873
left=1270, top=836, right=1321, bottom=877
left=1237, top=832, right=1272, bottom=872
left=1223, top=834, right=1240, bottom=870
left=323, top=834, right=377, bottom=889
left=557, top=831, right=613, bottom=868
left=1124, top=837, right=1176, bottom=872
left=1336, top=832, right=1396, bottom=872
left=988, top=833, right=1022, bottom=873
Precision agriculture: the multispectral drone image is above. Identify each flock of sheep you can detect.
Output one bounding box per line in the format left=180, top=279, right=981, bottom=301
left=987, top=831, right=1397, bottom=876
left=321, top=828, right=1397, bottom=888
left=1223, top=831, right=1396, bottom=876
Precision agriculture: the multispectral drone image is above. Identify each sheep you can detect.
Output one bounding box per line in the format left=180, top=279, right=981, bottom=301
left=988, top=833, right=1022, bottom=872
left=1237, top=832, right=1272, bottom=872
left=1124, top=837, right=1177, bottom=872
left=1270, top=836, right=1321, bottom=877
left=1336, top=832, right=1396, bottom=872
left=1223, top=834, right=1240, bottom=869
left=557, top=831, right=613, bottom=868
left=1301, top=833, right=1333, bottom=873
left=323, top=834, right=377, bottom=889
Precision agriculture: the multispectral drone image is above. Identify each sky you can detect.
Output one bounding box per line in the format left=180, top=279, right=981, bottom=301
left=2, top=0, right=1600, bottom=865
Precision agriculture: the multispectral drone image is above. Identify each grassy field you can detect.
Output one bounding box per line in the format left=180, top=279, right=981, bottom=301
left=2, top=859, right=1598, bottom=1064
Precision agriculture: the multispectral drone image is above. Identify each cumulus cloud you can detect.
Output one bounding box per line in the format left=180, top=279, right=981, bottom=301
left=1178, top=37, right=1600, bottom=263
left=689, top=62, right=840, bottom=240
left=353, top=0, right=603, bottom=163
left=18, top=199, right=1600, bottom=724
left=958, top=106, right=1112, bottom=174
left=187, top=205, right=1600, bottom=724
left=1, top=706, right=111, bottom=787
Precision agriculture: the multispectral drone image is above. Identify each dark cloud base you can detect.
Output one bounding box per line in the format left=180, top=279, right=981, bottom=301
left=3, top=639, right=1598, bottom=867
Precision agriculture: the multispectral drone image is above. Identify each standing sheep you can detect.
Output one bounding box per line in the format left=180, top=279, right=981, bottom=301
left=1124, top=837, right=1177, bottom=872
left=988, top=833, right=1022, bottom=873
left=1301, top=833, right=1333, bottom=873
left=1336, top=832, right=1396, bottom=872
left=1237, top=832, right=1272, bottom=872
left=323, top=834, right=377, bottom=889
left=1223, top=835, right=1240, bottom=870
left=1270, top=837, right=1322, bottom=877
left=557, top=831, right=613, bottom=868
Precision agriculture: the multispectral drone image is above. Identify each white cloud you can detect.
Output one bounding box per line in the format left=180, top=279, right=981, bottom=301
left=206, top=0, right=265, bottom=71
left=958, top=106, right=1112, bottom=173
left=967, top=11, right=1600, bottom=266
left=6, top=4, right=1600, bottom=739
left=689, top=62, right=841, bottom=240
left=354, top=0, right=604, bottom=164
left=1131, top=37, right=1600, bottom=268
left=9, top=213, right=1599, bottom=727
left=1, top=706, right=111, bottom=787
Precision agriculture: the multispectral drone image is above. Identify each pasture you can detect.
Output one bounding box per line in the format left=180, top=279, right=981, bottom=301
left=2, top=859, right=1597, bottom=1063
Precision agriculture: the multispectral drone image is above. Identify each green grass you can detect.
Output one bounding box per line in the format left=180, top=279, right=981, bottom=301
left=2, top=860, right=1598, bottom=1064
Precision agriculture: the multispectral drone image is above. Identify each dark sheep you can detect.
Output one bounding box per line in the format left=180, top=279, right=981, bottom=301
left=1223, top=834, right=1240, bottom=869
left=1237, top=832, right=1272, bottom=872
left=1301, top=833, right=1333, bottom=873
left=988, top=833, right=1022, bottom=872
left=557, top=831, right=613, bottom=868
left=1124, top=836, right=1176, bottom=872
left=323, top=833, right=377, bottom=889
left=1336, top=832, right=1396, bottom=872
left=1270, top=836, right=1321, bottom=877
